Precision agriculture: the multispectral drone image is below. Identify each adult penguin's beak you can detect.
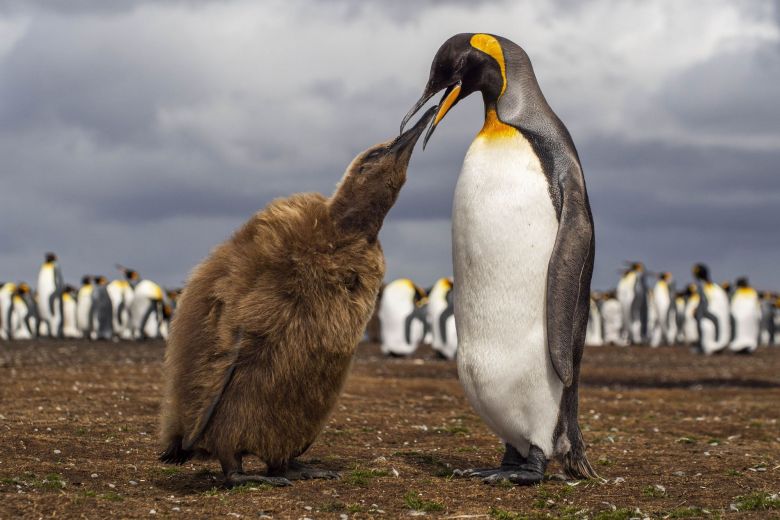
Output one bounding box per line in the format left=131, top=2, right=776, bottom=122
left=400, top=80, right=462, bottom=150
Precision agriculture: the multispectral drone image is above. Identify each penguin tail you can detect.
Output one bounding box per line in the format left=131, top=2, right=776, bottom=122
left=158, top=435, right=193, bottom=465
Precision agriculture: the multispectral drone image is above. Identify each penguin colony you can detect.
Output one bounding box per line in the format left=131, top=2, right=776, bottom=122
left=586, top=262, right=779, bottom=354
left=0, top=253, right=177, bottom=342
left=14, top=259, right=773, bottom=356
left=377, top=265, right=779, bottom=357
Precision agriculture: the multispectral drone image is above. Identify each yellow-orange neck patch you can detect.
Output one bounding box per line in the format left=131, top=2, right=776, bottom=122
left=477, top=109, right=517, bottom=140
left=470, top=33, right=506, bottom=96
left=736, top=287, right=757, bottom=298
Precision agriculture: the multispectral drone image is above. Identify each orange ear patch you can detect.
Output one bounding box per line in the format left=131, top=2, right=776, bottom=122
left=470, top=34, right=506, bottom=96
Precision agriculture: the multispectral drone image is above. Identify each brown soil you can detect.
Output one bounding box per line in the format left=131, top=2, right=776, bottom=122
left=1, top=340, right=778, bottom=519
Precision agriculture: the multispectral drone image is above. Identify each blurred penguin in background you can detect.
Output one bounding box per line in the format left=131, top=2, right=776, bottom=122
left=683, top=284, right=700, bottom=346
left=77, top=276, right=94, bottom=338
left=759, top=291, right=776, bottom=346
left=601, top=291, right=624, bottom=346
left=108, top=266, right=138, bottom=340
left=158, top=289, right=180, bottom=341
left=36, top=252, right=65, bottom=338
left=1, top=282, right=17, bottom=340
left=729, top=277, right=760, bottom=354
left=617, top=262, right=648, bottom=344
left=692, top=263, right=731, bottom=354
left=61, top=285, right=81, bottom=338
left=674, top=290, right=688, bottom=344
left=774, top=295, right=780, bottom=345
left=650, top=272, right=676, bottom=347
left=91, top=276, right=114, bottom=341
left=130, top=274, right=165, bottom=340
left=379, top=278, right=428, bottom=356
left=427, top=277, right=457, bottom=359
left=9, top=283, right=37, bottom=339
left=585, top=292, right=603, bottom=346
left=0, top=282, right=11, bottom=340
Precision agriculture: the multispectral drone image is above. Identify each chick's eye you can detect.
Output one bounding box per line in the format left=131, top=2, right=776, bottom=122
left=366, top=149, right=384, bottom=160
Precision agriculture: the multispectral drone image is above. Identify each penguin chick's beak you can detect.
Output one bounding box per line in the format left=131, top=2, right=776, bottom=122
left=390, top=105, right=438, bottom=155
left=400, top=81, right=462, bottom=150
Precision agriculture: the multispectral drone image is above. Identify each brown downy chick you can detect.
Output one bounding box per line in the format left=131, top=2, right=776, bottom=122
left=159, top=107, right=436, bottom=487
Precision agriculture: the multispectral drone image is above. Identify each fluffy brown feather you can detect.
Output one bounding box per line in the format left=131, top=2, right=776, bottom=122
left=158, top=108, right=435, bottom=484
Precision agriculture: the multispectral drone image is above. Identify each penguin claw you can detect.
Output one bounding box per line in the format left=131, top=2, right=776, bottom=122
left=270, top=461, right=340, bottom=481
left=454, top=467, right=499, bottom=478
left=294, top=468, right=340, bottom=481
left=225, top=474, right=292, bottom=488
left=482, top=470, right=544, bottom=486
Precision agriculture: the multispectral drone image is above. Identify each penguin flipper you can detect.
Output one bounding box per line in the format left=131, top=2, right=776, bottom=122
left=182, top=329, right=245, bottom=452
left=545, top=166, right=594, bottom=388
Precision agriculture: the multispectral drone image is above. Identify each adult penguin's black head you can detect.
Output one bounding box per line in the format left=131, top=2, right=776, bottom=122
left=45, top=252, right=57, bottom=263
left=692, top=263, right=710, bottom=282
left=81, top=275, right=92, bottom=285
left=401, top=33, right=508, bottom=148
left=735, top=277, right=749, bottom=288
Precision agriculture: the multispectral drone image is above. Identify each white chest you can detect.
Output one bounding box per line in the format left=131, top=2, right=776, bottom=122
left=452, top=134, right=558, bottom=342
left=451, top=133, right=563, bottom=455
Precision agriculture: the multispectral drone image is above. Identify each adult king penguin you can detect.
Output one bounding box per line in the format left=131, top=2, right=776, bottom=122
left=759, top=291, right=776, bottom=346
left=682, top=284, right=700, bottom=346
left=729, top=278, right=760, bottom=354
left=601, top=291, right=625, bottom=346
left=378, top=278, right=428, bottom=357
left=61, top=285, right=82, bottom=339
left=8, top=283, right=37, bottom=340
left=585, top=293, right=604, bottom=347
left=91, top=276, right=114, bottom=340
left=77, top=276, right=94, bottom=338
left=650, top=272, right=676, bottom=347
left=427, top=277, right=457, bottom=359
left=402, top=33, right=596, bottom=483
left=692, top=264, right=731, bottom=354
left=108, top=266, right=138, bottom=340
left=617, top=263, right=648, bottom=345
left=37, top=252, right=65, bottom=338
left=0, top=282, right=11, bottom=340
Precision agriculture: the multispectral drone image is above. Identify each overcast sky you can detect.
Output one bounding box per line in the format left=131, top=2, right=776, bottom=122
left=1, top=0, right=778, bottom=292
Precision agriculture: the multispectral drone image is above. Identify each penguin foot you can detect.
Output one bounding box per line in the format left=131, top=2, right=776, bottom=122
left=483, top=469, right=544, bottom=486
left=224, top=472, right=292, bottom=488
left=452, top=467, right=544, bottom=485
left=454, top=444, right=547, bottom=486
left=268, top=460, right=340, bottom=481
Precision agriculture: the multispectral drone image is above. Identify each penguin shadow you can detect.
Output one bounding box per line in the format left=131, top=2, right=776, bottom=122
left=152, top=457, right=345, bottom=494
left=395, top=451, right=479, bottom=479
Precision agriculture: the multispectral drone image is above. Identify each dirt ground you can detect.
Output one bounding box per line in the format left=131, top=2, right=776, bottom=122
left=1, top=340, right=778, bottom=519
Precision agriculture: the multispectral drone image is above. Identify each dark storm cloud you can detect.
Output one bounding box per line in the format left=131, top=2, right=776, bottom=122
left=0, top=0, right=778, bottom=292
left=661, top=47, right=780, bottom=137
left=304, top=0, right=509, bottom=23
left=0, top=0, right=224, bottom=16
